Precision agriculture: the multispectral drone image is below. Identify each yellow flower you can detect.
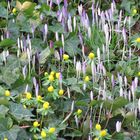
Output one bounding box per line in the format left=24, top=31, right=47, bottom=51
left=100, top=130, right=107, bottom=137
left=12, top=8, right=16, bottom=14
left=49, top=127, right=56, bottom=133
left=138, top=72, right=140, bottom=76
left=84, top=76, right=90, bottom=82
left=23, top=105, right=27, bottom=109
left=44, top=72, right=48, bottom=76
left=49, top=75, right=54, bottom=82
left=63, top=54, right=69, bottom=61
left=25, top=92, right=32, bottom=100
left=33, top=121, right=40, bottom=127
left=77, top=109, right=82, bottom=115
left=95, top=124, right=101, bottom=131
left=41, top=130, right=47, bottom=138
left=48, top=86, right=54, bottom=92
left=50, top=71, right=55, bottom=76
left=59, top=89, right=64, bottom=96
left=56, top=72, right=60, bottom=79
left=4, top=90, right=10, bottom=97
left=4, top=138, right=8, bottom=140
left=37, top=95, right=42, bottom=101
left=43, top=102, right=50, bottom=109
left=88, top=52, right=95, bottom=59
left=132, top=9, right=137, bottom=15
left=94, top=138, right=99, bottom=140
left=136, top=37, right=140, bottom=43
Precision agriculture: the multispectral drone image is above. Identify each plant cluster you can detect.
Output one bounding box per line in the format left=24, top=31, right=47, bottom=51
left=0, top=0, right=140, bottom=140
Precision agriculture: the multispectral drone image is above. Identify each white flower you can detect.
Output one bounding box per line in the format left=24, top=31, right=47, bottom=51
left=76, top=61, right=81, bottom=78
left=73, top=16, right=76, bottom=31
left=68, top=16, right=72, bottom=32
left=88, top=27, right=91, bottom=38
left=116, top=121, right=122, bottom=132
left=55, top=32, right=59, bottom=41
left=78, top=4, right=83, bottom=15
left=61, top=34, right=64, bottom=48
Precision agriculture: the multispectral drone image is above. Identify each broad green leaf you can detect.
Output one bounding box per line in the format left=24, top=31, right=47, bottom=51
left=76, top=100, right=88, bottom=106
left=0, top=39, right=16, bottom=47
left=0, top=105, right=9, bottom=118
left=0, top=98, right=9, bottom=106
left=0, top=117, right=20, bottom=140
left=66, top=77, right=77, bottom=85
left=65, top=130, right=82, bottom=137
left=123, top=112, right=136, bottom=126
left=49, top=23, right=64, bottom=33
left=0, top=5, right=7, bottom=18
left=65, top=35, right=80, bottom=56
left=70, top=85, right=83, bottom=94
left=39, top=47, right=51, bottom=64
left=9, top=103, right=34, bottom=121
left=112, top=97, right=129, bottom=111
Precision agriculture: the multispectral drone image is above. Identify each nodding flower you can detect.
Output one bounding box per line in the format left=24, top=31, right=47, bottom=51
left=116, top=121, right=122, bottom=132
left=78, top=4, right=83, bottom=16
left=76, top=61, right=81, bottom=78
left=73, top=16, right=76, bottom=31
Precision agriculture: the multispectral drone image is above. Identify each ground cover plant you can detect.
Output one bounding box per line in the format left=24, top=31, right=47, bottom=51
left=0, top=0, right=140, bottom=140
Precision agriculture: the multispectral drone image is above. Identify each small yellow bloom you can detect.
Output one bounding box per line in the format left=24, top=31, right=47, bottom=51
left=56, top=72, right=60, bottom=79
left=132, top=9, right=137, bottom=15
left=4, top=138, right=8, bottom=140
left=4, top=90, right=10, bottom=97
left=25, top=92, right=32, bottom=100
left=88, top=52, right=95, bottom=59
left=136, top=37, right=140, bottom=43
left=63, top=54, right=69, bottom=61
left=50, top=71, right=55, bottom=76
left=23, top=105, right=27, bottom=109
left=77, top=109, right=82, bottom=115
left=48, top=86, right=54, bottom=92
left=49, top=75, right=54, bottom=82
left=84, top=76, right=90, bottom=82
left=100, top=130, right=107, bottom=137
left=95, top=124, right=101, bottom=131
left=138, top=72, right=140, bottom=76
left=43, top=102, right=50, bottom=109
left=33, top=121, right=40, bottom=127
left=41, top=130, right=47, bottom=138
left=94, top=138, right=99, bottom=140
left=44, top=72, right=48, bottom=76
left=59, top=89, right=64, bottom=96
left=49, top=127, right=56, bottom=133
left=37, top=95, right=42, bottom=101
left=12, top=8, right=16, bottom=14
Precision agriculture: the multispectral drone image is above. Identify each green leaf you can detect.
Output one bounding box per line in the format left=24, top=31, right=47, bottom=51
left=90, top=99, right=102, bottom=107
left=39, top=47, right=51, bottom=64
left=103, top=97, right=128, bottom=111
left=66, top=77, right=77, bottom=85
left=0, top=98, right=9, bottom=106
left=9, top=103, right=34, bottom=121
left=0, top=5, right=7, bottom=18
left=0, top=105, right=9, bottom=118
left=70, top=85, right=83, bottom=94
left=49, top=23, right=64, bottom=33
left=0, top=117, right=20, bottom=140
left=112, top=97, right=128, bottom=111
left=123, top=112, right=136, bottom=126
left=65, top=130, right=82, bottom=137
left=65, top=35, right=80, bottom=56
left=0, top=39, right=16, bottom=47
